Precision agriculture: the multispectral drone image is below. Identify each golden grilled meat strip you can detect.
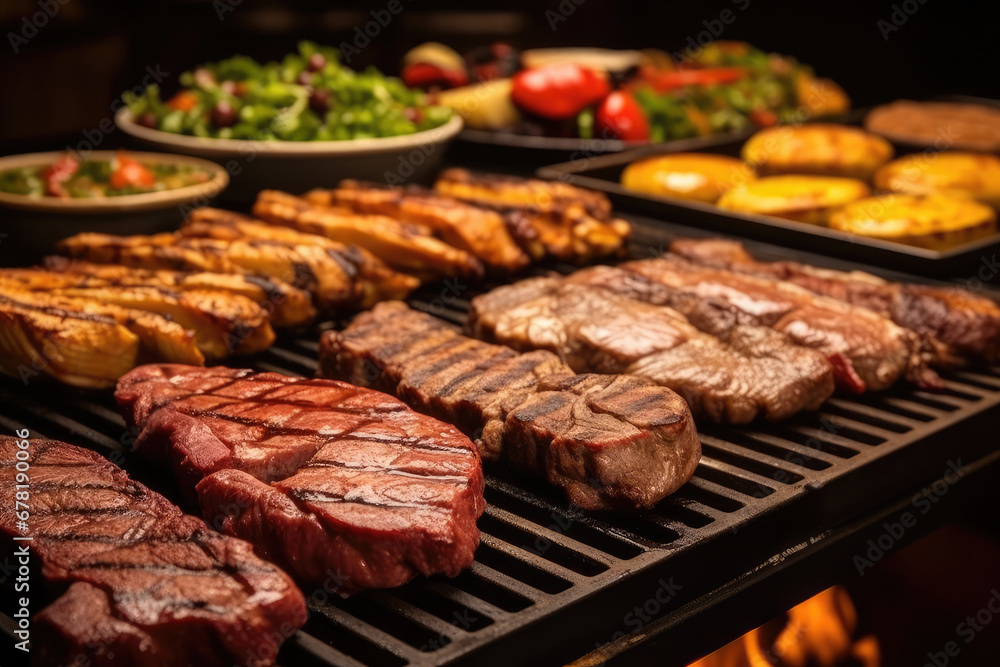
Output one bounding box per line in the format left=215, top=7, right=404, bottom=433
left=57, top=228, right=418, bottom=312
left=0, top=270, right=274, bottom=359
left=433, top=169, right=632, bottom=263
left=306, top=181, right=530, bottom=272
left=241, top=193, right=484, bottom=280
left=0, top=292, right=139, bottom=388
left=435, top=167, right=614, bottom=220
left=0, top=288, right=207, bottom=388
left=179, top=217, right=420, bottom=309
left=43, top=257, right=316, bottom=328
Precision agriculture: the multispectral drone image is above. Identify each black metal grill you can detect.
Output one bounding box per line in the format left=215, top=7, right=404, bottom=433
left=2, top=217, right=1000, bottom=667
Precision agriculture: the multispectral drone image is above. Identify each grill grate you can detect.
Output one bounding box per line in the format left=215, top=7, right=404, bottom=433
left=2, top=218, right=1000, bottom=667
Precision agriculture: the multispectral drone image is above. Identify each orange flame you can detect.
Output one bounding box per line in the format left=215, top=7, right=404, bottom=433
left=689, top=587, right=880, bottom=667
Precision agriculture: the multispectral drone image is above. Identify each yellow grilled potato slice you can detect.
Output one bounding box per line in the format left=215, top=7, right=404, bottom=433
left=621, top=153, right=755, bottom=204
left=874, top=152, right=1000, bottom=209
left=829, top=193, right=997, bottom=250
left=742, top=124, right=893, bottom=180
left=717, top=175, right=871, bottom=225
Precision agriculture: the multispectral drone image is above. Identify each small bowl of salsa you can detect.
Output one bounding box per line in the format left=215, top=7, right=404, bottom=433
left=0, top=150, right=228, bottom=263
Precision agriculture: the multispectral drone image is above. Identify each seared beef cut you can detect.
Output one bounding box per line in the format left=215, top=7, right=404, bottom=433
left=468, top=275, right=836, bottom=423
left=567, top=257, right=937, bottom=392
left=115, top=364, right=484, bottom=594
left=0, top=436, right=306, bottom=667
left=671, top=238, right=1000, bottom=365
left=320, top=302, right=700, bottom=511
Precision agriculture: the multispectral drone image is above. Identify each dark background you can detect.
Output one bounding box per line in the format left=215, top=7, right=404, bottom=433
left=0, top=0, right=996, bottom=154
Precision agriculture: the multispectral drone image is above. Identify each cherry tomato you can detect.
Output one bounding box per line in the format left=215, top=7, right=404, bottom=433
left=510, top=63, right=610, bottom=120
left=401, top=63, right=469, bottom=91
left=166, top=91, right=199, bottom=112
left=595, top=91, right=650, bottom=142
left=110, top=152, right=155, bottom=189
left=42, top=153, right=80, bottom=197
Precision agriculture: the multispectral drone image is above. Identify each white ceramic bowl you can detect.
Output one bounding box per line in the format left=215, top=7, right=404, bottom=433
left=0, top=150, right=229, bottom=263
left=115, top=108, right=464, bottom=200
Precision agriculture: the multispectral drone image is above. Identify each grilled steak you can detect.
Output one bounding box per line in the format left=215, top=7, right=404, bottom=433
left=42, top=257, right=317, bottom=328
left=0, top=436, right=306, bottom=667
left=671, top=237, right=1000, bottom=365
left=433, top=168, right=631, bottom=262
left=320, top=302, right=700, bottom=511
left=115, top=364, right=485, bottom=594
left=306, top=181, right=530, bottom=272
left=248, top=191, right=484, bottom=279
left=567, top=256, right=937, bottom=392
left=468, top=275, right=836, bottom=423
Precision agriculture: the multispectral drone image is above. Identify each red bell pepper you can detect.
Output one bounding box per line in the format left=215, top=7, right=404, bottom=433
left=402, top=63, right=469, bottom=90
left=110, top=151, right=155, bottom=189
left=511, top=63, right=610, bottom=120
left=595, top=91, right=650, bottom=142
left=639, top=66, right=747, bottom=93
left=42, top=153, right=80, bottom=197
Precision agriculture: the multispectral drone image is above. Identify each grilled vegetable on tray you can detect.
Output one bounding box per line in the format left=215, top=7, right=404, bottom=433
left=621, top=122, right=998, bottom=249
left=419, top=40, right=849, bottom=143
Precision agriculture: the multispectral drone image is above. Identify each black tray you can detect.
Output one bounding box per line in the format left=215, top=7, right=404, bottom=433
left=537, top=99, right=1000, bottom=275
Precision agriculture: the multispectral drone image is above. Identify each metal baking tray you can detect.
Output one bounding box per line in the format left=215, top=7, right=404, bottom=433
left=537, top=98, right=1000, bottom=275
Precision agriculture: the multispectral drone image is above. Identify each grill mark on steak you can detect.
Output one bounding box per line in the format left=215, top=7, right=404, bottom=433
left=0, top=436, right=306, bottom=667
left=116, top=363, right=485, bottom=594
left=321, top=302, right=702, bottom=511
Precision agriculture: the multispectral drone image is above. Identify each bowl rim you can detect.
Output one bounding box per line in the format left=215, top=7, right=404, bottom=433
left=0, top=150, right=230, bottom=213
left=115, top=108, right=464, bottom=157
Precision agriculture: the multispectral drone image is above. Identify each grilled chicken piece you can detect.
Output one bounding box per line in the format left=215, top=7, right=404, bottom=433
left=570, top=257, right=938, bottom=392
left=0, top=288, right=205, bottom=388
left=670, top=238, right=1000, bottom=366
left=306, top=181, right=530, bottom=272
left=57, top=228, right=418, bottom=312
left=433, top=169, right=632, bottom=263
left=245, top=192, right=484, bottom=279
left=179, top=216, right=420, bottom=308
left=468, top=275, right=836, bottom=423
left=44, top=257, right=316, bottom=328
left=0, top=270, right=274, bottom=360
left=435, top=167, right=614, bottom=220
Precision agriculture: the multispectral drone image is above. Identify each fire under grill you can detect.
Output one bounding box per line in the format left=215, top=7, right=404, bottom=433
left=2, top=218, right=1000, bottom=667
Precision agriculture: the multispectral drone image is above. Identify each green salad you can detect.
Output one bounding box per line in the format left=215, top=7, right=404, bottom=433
left=0, top=151, right=212, bottom=198
left=126, top=42, right=453, bottom=142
